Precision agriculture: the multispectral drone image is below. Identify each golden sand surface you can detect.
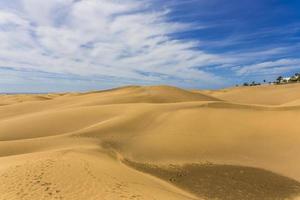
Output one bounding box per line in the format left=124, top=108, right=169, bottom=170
left=1, top=84, right=300, bottom=200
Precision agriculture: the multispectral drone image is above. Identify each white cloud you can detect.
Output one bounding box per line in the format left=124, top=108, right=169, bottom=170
left=0, top=10, right=27, bottom=26
left=21, top=0, right=74, bottom=25
left=0, top=0, right=230, bottom=89
left=236, top=58, right=300, bottom=76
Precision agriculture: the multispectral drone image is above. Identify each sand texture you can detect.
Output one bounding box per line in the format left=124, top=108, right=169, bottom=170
left=1, top=84, right=300, bottom=200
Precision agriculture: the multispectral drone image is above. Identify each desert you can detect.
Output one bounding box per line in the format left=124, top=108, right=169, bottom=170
left=0, top=84, right=300, bottom=200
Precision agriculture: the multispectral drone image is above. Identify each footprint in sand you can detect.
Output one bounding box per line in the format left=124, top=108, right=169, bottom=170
left=0, top=158, right=65, bottom=200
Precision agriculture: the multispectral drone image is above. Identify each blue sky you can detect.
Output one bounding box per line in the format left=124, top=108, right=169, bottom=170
left=0, top=0, right=300, bottom=92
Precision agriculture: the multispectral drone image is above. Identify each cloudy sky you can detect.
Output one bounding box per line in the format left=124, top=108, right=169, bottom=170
left=0, top=0, right=300, bottom=92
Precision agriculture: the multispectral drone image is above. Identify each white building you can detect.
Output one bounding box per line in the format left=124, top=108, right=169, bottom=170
left=282, top=77, right=291, bottom=82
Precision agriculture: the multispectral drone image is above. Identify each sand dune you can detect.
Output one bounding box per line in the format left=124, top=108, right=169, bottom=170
left=0, top=84, right=300, bottom=200
left=196, top=83, right=300, bottom=105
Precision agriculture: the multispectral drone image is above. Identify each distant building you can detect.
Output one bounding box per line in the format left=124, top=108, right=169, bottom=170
left=279, top=74, right=300, bottom=84
left=281, top=77, right=291, bottom=83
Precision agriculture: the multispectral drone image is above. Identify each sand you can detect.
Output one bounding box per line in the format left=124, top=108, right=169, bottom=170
left=0, top=84, right=300, bottom=200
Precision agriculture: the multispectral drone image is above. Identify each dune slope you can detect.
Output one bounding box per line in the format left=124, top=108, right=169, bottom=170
left=125, top=160, right=300, bottom=200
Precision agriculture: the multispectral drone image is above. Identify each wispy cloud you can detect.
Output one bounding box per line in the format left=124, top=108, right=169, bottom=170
left=236, top=59, right=300, bottom=76
left=0, top=0, right=228, bottom=90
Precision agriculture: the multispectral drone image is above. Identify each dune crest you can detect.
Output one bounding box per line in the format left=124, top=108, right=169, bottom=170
left=196, top=83, right=300, bottom=105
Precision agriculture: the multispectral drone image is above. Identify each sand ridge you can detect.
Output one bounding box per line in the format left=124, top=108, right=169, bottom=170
left=0, top=84, right=300, bottom=200
left=195, top=83, right=300, bottom=106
